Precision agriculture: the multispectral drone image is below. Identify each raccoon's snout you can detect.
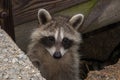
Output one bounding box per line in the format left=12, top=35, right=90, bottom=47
left=53, top=51, right=62, bottom=59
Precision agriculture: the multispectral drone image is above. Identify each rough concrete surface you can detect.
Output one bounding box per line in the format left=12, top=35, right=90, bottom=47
left=0, top=29, right=46, bottom=80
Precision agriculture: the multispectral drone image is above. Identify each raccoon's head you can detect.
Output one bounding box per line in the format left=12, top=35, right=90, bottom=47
left=31, top=9, right=84, bottom=59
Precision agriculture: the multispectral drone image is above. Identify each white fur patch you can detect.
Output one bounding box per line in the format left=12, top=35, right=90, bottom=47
left=60, top=48, right=67, bottom=56
left=60, top=27, right=64, bottom=39
left=55, top=28, right=59, bottom=40
left=54, top=27, right=64, bottom=41
left=47, top=47, right=66, bottom=57
left=47, top=47, right=56, bottom=56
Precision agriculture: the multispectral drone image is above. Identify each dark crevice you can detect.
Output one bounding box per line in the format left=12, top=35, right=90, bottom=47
left=82, top=21, right=120, bottom=39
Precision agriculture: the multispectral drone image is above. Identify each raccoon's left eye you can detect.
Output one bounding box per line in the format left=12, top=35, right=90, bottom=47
left=40, top=36, right=55, bottom=47
left=62, top=37, right=73, bottom=49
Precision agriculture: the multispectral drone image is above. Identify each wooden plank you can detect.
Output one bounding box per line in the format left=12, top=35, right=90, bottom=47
left=0, top=0, right=15, bottom=41
left=12, top=0, right=88, bottom=26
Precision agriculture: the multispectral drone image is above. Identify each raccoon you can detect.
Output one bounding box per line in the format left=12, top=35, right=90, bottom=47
left=27, top=9, right=84, bottom=80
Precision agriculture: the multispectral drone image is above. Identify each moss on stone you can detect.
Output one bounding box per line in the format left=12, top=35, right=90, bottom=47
left=56, top=0, right=98, bottom=16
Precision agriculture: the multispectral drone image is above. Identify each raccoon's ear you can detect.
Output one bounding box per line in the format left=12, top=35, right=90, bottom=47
left=38, top=9, right=52, bottom=25
left=69, top=14, right=84, bottom=30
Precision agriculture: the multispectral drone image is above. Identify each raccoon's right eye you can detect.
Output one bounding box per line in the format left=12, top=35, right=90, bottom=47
left=40, top=36, right=55, bottom=47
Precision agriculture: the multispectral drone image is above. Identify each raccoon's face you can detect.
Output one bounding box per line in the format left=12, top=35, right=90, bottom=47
left=39, top=27, right=76, bottom=59
left=31, top=9, right=84, bottom=59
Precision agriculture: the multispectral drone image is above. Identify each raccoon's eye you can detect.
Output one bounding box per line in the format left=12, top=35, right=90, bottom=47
left=62, top=37, right=73, bottom=49
left=40, top=36, right=55, bottom=47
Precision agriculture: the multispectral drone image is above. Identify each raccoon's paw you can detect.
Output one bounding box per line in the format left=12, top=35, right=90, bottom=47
left=33, top=61, right=41, bottom=68
left=79, top=62, right=89, bottom=79
left=107, top=44, right=120, bottom=65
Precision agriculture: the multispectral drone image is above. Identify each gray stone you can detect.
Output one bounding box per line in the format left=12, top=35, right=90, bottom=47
left=0, top=29, right=46, bottom=80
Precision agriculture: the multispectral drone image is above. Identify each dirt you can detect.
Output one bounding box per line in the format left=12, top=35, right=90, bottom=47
left=86, top=59, right=120, bottom=80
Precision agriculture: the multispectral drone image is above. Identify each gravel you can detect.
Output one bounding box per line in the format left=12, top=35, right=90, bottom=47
left=0, top=29, right=46, bottom=80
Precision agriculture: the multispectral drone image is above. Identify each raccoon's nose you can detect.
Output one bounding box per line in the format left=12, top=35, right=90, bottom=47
left=53, top=51, right=62, bottom=59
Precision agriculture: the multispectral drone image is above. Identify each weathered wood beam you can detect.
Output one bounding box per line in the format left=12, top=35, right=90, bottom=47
left=0, top=0, right=15, bottom=41
left=12, top=0, right=88, bottom=26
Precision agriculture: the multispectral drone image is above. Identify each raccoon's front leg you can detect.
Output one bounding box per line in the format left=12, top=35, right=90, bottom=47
left=27, top=53, right=41, bottom=69
left=79, top=61, right=89, bottom=79
left=79, top=60, right=106, bottom=79
left=31, top=59, right=41, bottom=69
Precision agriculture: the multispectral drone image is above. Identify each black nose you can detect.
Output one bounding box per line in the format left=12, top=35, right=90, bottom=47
left=53, top=51, right=62, bottom=59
